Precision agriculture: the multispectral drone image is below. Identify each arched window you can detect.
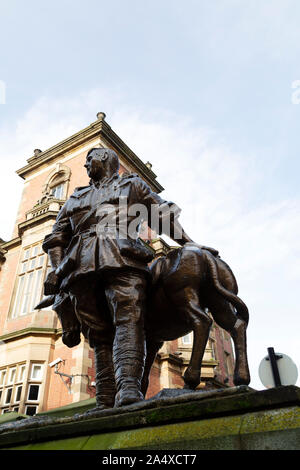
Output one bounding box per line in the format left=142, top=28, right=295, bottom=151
left=42, top=164, right=71, bottom=201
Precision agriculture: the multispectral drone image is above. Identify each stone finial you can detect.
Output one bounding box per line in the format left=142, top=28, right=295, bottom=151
left=96, top=112, right=106, bottom=121
left=145, top=161, right=153, bottom=170
left=34, top=149, right=42, bottom=157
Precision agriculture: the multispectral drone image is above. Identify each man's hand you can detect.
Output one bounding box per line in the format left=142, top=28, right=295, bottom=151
left=44, top=270, right=61, bottom=295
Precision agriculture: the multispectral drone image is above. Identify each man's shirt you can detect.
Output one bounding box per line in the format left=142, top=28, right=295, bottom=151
left=43, top=173, right=172, bottom=290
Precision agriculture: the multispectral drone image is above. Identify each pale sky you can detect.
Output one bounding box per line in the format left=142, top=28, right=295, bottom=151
left=0, top=0, right=299, bottom=390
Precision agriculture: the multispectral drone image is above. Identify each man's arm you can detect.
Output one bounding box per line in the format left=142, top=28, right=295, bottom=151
left=42, top=204, right=72, bottom=294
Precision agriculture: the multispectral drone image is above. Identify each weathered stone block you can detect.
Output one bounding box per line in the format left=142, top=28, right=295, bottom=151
left=0, top=386, right=299, bottom=450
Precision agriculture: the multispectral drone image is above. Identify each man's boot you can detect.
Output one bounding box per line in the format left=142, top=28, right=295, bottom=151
left=84, top=343, right=116, bottom=414
left=104, top=269, right=148, bottom=407
left=114, top=355, right=145, bottom=407
left=113, top=327, right=146, bottom=407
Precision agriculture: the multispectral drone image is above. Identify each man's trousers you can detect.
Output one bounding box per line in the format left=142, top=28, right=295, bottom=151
left=69, top=269, right=147, bottom=407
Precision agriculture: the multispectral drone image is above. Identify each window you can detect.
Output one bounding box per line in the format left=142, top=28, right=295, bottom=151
left=27, top=384, right=40, bottom=402
left=11, top=243, right=48, bottom=318
left=21, top=262, right=27, bottom=273
left=18, top=365, right=26, bottom=382
left=25, top=405, right=37, bottom=416
left=43, top=165, right=70, bottom=203
left=38, top=255, right=45, bottom=267
left=0, top=362, right=44, bottom=416
left=0, top=370, right=6, bottom=386
left=4, top=388, right=13, bottom=405
left=32, top=245, right=39, bottom=257
left=182, top=332, right=193, bottom=345
left=15, top=385, right=22, bottom=403
left=7, top=367, right=16, bottom=384
left=50, top=183, right=65, bottom=200
left=23, top=363, right=43, bottom=415
left=31, top=364, right=43, bottom=381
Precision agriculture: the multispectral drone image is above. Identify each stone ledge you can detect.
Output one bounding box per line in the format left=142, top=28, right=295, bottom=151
left=0, top=386, right=299, bottom=450
left=0, top=327, right=60, bottom=343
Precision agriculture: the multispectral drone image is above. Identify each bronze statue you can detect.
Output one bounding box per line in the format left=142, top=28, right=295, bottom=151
left=38, top=147, right=250, bottom=411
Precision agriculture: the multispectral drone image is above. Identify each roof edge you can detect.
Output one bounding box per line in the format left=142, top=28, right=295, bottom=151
left=16, top=117, right=164, bottom=193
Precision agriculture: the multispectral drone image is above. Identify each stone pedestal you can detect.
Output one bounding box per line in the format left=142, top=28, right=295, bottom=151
left=0, top=386, right=299, bottom=450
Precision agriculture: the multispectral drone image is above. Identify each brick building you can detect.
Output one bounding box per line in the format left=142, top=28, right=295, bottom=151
left=0, top=113, right=234, bottom=416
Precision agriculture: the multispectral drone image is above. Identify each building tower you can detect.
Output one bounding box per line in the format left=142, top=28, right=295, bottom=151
left=0, top=114, right=235, bottom=415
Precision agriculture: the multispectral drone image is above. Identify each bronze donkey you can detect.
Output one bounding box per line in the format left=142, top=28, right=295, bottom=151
left=142, top=243, right=250, bottom=394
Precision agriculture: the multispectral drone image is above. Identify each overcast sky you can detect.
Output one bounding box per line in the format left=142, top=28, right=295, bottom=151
left=0, top=0, right=299, bottom=389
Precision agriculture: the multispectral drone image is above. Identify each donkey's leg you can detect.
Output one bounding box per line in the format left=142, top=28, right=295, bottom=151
left=141, top=339, right=163, bottom=397
left=231, top=318, right=250, bottom=385
left=172, top=287, right=212, bottom=389
left=209, top=296, right=250, bottom=386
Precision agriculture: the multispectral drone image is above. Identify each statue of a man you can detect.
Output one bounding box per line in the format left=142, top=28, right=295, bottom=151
left=42, top=148, right=217, bottom=409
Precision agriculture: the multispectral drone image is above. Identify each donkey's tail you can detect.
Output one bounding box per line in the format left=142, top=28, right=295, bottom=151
left=205, top=250, right=249, bottom=325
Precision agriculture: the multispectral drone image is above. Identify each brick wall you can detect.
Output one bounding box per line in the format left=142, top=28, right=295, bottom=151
left=44, top=338, right=77, bottom=410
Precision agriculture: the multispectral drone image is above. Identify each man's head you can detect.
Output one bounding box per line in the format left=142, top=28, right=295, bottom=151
left=84, top=148, right=120, bottom=181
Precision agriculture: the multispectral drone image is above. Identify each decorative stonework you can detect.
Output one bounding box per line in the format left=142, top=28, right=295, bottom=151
left=17, top=201, right=63, bottom=237
left=18, top=165, right=71, bottom=235
left=26, top=199, right=64, bottom=221
left=40, top=163, right=71, bottom=202
left=0, top=238, right=6, bottom=268
left=96, top=112, right=106, bottom=121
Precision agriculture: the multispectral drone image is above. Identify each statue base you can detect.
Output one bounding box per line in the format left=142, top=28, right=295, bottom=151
left=0, top=385, right=299, bottom=450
